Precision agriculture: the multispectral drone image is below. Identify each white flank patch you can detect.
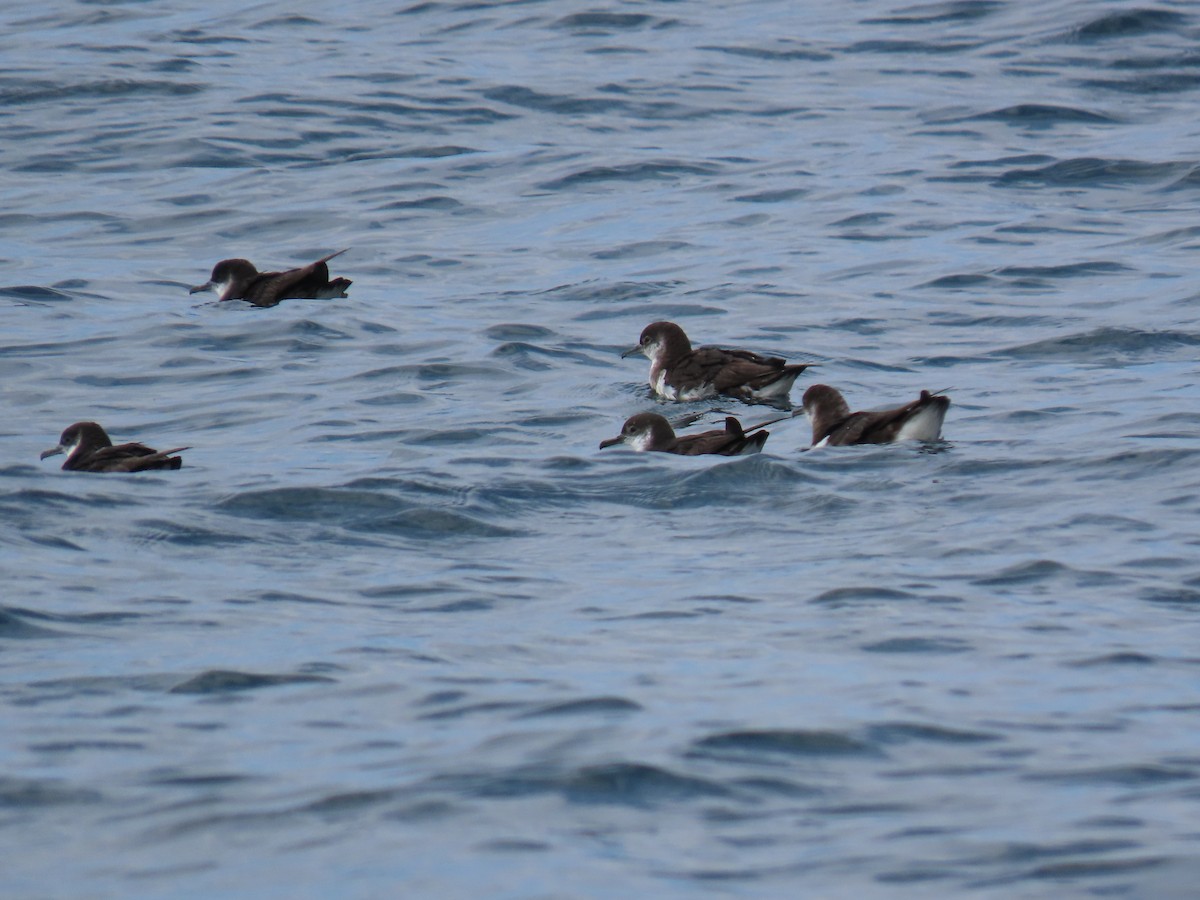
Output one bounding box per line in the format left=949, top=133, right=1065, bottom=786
left=895, top=403, right=946, bottom=442
left=652, top=370, right=678, bottom=400
left=749, top=377, right=793, bottom=400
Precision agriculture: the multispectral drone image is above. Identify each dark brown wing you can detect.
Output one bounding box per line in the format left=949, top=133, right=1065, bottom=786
left=823, top=396, right=934, bottom=446
left=243, top=250, right=348, bottom=307
left=675, top=346, right=808, bottom=395
left=674, top=418, right=768, bottom=455
left=72, top=442, right=182, bottom=472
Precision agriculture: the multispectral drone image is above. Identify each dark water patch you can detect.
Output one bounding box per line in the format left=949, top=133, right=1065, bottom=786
left=563, top=763, right=730, bottom=805
left=216, top=486, right=409, bottom=524
left=1140, top=588, right=1200, bottom=607
left=476, top=838, right=551, bottom=853
left=169, top=670, right=336, bottom=695
left=0, top=777, right=102, bottom=808
left=0, top=284, right=75, bottom=302
left=971, top=560, right=1108, bottom=588
left=732, top=776, right=819, bottom=798
left=1078, top=447, right=1200, bottom=477
left=361, top=583, right=462, bottom=605
left=25, top=534, right=87, bottom=551
left=405, top=598, right=496, bottom=613
left=146, top=771, right=257, bottom=788
left=811, top=586, right=919, bottom=605
left=639, top=457, right=814, bottom=510
left=0, top=78, right=203, bottom=106
left=8, top=606, right=145, bottom=627
left=993, top=261, right=1131, bottom=279
left=701, top=43, right=832, bottom=62
left=995, top=327, right=1200, bottom=361
left=31, top=740, right=144, bottom=753
left=553, top=12, right=659, bottom=31
left=846, top=39, right=983, bottom=55
left=248, top=591, right=341, bottom=607
left=0, top=607, right=66, bottom=639
left=1079, top=73, right=1200, bottom=96
left=136, top=520, right=246, bottom=547
left=491, top=340, right=596, bottom=368
left=254, top=14, right=323, bottom=27
left=1026, top=854, right=1168, bottom=881
left=593, top=240, right=692, bottom=260
left=956, top=154, right=1061, bottom=172
left=996, top=157, right=1190, bottom=187
left=1064, top=513, right=1154, bottom=533
left=483, top=84, right=627, bottom=115
left=538, top=161, right=720, bottom=191
left=520, top=696, right=642, bottom=718
left=348, top=146, right=478, bottom=164
left=865, top=1, right=1003, bottom=25
left=484, top=323, right=556, bottom=341
left=1025, top=765, right=1196, bottom=786
left=831, top=212, right=894, bottom=228
left=862, top=637, right=972, bottom=654
left=302, top=788, right=401, bottom=815
left=531, top=279, right=681, bottom=305
left=1068, top=652, right=1160, bottom=667
left=690, top=729, right=877, bottom=761
left=377, top=195, right=465, bottom=211
left=1109, top=51, right=1200, bottom=72
left=734, top=188, right=808, bottom=203
left=576, top=301, right=724, bottom=323
left=419, top=700, right=534, bottom=721
left=1069, top=9, right=1188, bottom=42
left=361, top=507, right=520, bottom=539
left=436, top=762, right=728, bottom=805
left=25, top=674, right=180, bottom=700
left=1164, top=166, right=1200, bottom=190
left=867, top=722, right=1000, bottom=745
left=947, top=104, right=1119, bottom=126
left=929, top=312, right=1058, bottom=329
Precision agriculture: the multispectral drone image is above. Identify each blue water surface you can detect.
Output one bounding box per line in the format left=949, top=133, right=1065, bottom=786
left=3, top=1, right=1200, bottom=897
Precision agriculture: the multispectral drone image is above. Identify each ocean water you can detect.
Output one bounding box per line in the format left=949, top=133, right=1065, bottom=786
left=3, top=0, right=1200, bottom=896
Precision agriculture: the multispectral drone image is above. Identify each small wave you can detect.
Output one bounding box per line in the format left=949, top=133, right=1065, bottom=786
left=811, top=586, right=919, bottom=604
left=996, top=327, right=1200, bottom=361
left=1070, top=9, right=1188, bottom=42
left=168, top=669, right=336, bottom=694
left=996, top=157, right=1190, bottom=187
left=537, top=160, right=720, bottom=191
left=0, top=78, right=203, bottom=106
left=520, top=696, right=642, bottom=718
left=530, top=279, right=680, bottom=305
left=846, top=39, right=983, bottom=55
left=592, top=240, right=693, bottom=260
left=951, top=104, right=1119, bottom=126
left=864, top=2, right=1003, bottom=26
left=0, top=777, right=103, bottom=808
left=0, top=607, right=66, bottom=639
left=865, top=722, right=1000, bottom=745
left=861, top=637, right=972, bottom=654
left=563, top=762, right=730, bottom=804
left=690, top=729, right=877, bottom=759
left=1025, top=765, right=1195, bottom=786
left=553, top=12, right=662, bottom=31
left=0, top=284, right=75, bottom=302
